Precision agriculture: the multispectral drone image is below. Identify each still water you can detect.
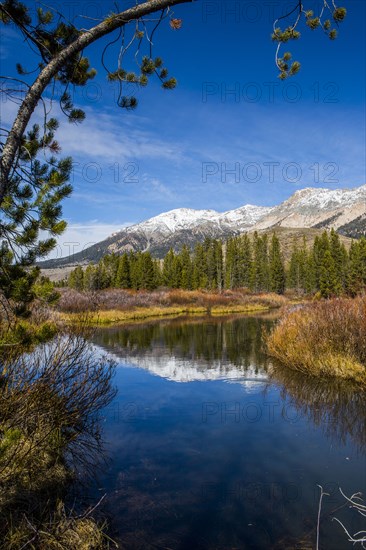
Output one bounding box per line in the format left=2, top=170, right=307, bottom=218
left=90, top=315, right=366, bottom=549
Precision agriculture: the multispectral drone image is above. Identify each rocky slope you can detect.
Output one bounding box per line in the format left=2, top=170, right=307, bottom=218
left=254, top=185, right=366, bottom=237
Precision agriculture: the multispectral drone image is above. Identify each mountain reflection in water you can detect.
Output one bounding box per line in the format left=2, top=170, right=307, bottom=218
left=94, top=315, right=271, bottom=382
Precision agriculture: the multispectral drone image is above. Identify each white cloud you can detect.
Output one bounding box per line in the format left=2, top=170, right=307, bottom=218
left=56, top=108, right=184, bottom=164
left=1, top=98, right=185, bottom=164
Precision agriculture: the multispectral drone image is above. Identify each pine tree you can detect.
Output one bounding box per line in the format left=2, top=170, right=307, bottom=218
left=319, top=249, right=340, bottom=298
left=162, top=249, right=176, bottom=287
left=269, top=234, right=285, bottom=294
left=83, top=265, right=95, bottom=290
left=238, top=234, right=252, bottom=288
left=192, top=243, right=208, bottom=289
left=0, top=245, right=40, bottom=317
left=178, top=245, right=192, bottom=289
left=329, top=228, right=344, bottom=293
left=359, top=237, right=366, bottom=289
left=288, top=238, right=307, bottom=293
left=215, top=240, right=224, bottom=291
left=171, top=255, right=182, bottom=288
left=102, top=254, right=119, bottom=286
left=224, top=238, right=236, bottom=289
left=68, top=265, right=84, bottom=290
left=251, top=233, right=270, bottom=292
left=140, top=252, right=156, bottom=290
left=304, top=250, right=317, bottom=294
left=115, top=254, right=130, bottom=288
left=347, top=238, right=366, bottom=296
left=313, top=232, right=330, bottom=290
left=128, top=252, right=139, bottom=290
left=153, top=259, right=162, bottom=288
left=206, top=239, right=217, bottom=290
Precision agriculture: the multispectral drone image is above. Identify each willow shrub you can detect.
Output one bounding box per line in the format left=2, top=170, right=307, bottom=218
left=266, top=296, right=366, bottom=384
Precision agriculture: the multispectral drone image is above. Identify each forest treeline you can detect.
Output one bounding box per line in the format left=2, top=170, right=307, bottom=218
left=66, top=230, right=366, bottom=298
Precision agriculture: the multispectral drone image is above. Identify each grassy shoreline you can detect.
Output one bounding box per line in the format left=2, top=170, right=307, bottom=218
left=51, top=288, right=366, bottom=387
left=266, top=296, right=366, bottom=387
left=61, top=303, right=274, bottom=326
left=57, top=288, right=289, bottom=326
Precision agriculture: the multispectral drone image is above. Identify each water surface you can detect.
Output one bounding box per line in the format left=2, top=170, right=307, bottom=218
left=91, top=315, right=366, bottom=549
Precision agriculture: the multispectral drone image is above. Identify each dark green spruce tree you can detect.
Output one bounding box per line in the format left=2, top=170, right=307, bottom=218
left=269, top=234, right=285, bottom=294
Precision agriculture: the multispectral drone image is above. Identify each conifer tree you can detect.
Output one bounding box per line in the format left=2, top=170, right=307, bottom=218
left=171, top=254, right=182, bottom=288
left=153, top=259, right=162, bottom=288
left=206, top=239, right=217, bottom=290
left=224, top=238, right=236, bottom=290
left=251, top=233, right=270, bottom=292
left=163, top=249, right=176, bottom=287
left=347, top=238, right=366, bottom=296
left=319, top=249, right=340, bottom=298
left=214, top=240, right=224, bottom=291
left=68, top=265, right=84, bottom=290
left=192, top=243, right=208, bottom=289
left=115, top=254, right=131, bottom=288
left=140, top=252, right=156, bottom=290
left=359, top=237, right=366, bottom=288
left=128, top=252, right=139, bottom=290
left=269, top=234, right=285, bottom=294
left=304, top=249, right=317, bottom=294
left=329, top=228, right=345, bottom=292
left=83, top=264, right=95, bottom=291
left=178, top=245, right=192, bottom=290
left=238, top=234, right=253, bottom=289
left=288, top=238, right=307, bottom=293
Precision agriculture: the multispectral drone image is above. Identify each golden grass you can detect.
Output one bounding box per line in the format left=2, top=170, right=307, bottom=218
left=58, top=289, right=290, bottom=326
left=62, top=306, right=208, bottom=325
left=211, top=304, right=269, bottom=315
left=266, top=297, right=366, bottom=386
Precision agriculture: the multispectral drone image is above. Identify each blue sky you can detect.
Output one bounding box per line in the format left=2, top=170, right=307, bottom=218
left=1, top=0, right=365, bottom=256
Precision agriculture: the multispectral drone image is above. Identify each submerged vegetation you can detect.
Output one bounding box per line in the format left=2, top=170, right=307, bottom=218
left=266, top=296, right=366, bottom=385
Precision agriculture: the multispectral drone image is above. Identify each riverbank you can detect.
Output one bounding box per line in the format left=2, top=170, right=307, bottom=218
left=57, top=288, right=290, bottom=325
left=266, top=296, right=366, bottom=387
left=0, top=326, right=116, bottom=548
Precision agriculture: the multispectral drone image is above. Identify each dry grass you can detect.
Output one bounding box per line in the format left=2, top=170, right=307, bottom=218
left=57, top=288, right=289, bottom=325
left=0, top=328, right=117, bottom=549
left=62, top=306, right=207, bottom=325
left=4, top=501, right=110, bottom=549
left=211, top=304, right=269, bottom=315
left=266, top=296, right=366, bottom=385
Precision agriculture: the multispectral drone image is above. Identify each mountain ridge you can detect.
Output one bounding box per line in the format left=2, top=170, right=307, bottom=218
left=40, top=183, right=366, bottom=268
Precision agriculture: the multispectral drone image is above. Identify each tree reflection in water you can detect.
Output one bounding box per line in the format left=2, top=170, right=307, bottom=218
left=268, top=363, right=366, bottom=453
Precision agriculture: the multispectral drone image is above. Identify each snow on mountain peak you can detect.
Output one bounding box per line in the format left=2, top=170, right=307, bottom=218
left=283, top=184, right=366, bottom=211
left=131, top=207, right=220, bottom=234
left=115, top=184, right=366, bottom=239
left=101, top=182, right=366, bottom=243
left=124, top=204, right=272, bottom=235
left=222, top=204, right=274, bottom=226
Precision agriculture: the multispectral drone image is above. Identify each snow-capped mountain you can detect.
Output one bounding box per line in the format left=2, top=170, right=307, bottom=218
left=255, top=185, right=366, bottom=234
left=40, top=184, right=366, bottom=268
left=112, top=204, right=273, bottom=237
